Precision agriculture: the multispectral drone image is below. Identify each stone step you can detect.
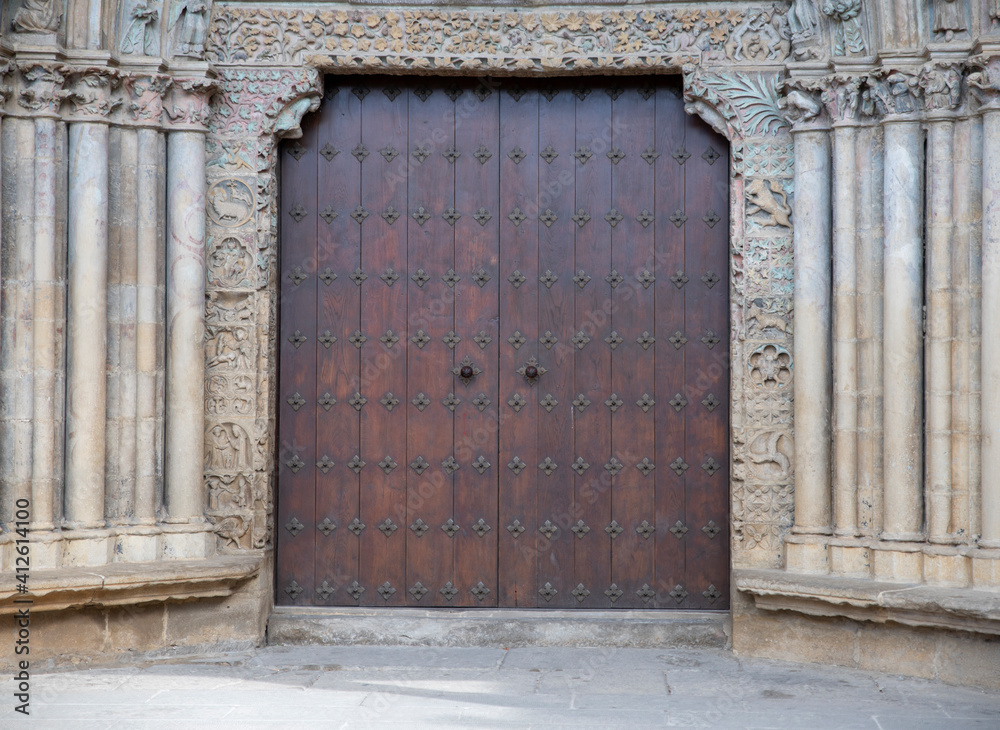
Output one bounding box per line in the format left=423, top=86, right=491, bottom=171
left=268, top=607, right=729, bottom=649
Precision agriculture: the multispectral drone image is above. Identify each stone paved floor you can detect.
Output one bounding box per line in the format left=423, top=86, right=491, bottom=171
left=1, top=645, right=998, bottom=728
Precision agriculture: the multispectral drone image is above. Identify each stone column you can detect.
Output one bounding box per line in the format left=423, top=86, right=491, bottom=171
left=855, top=120, right=885, bottom=537
left=979, top=88, right=1000, bottom=548
left=64, top=68, right=119, bottom=528
left=31, top=97, right=63, bottom=531
left=879, top=72, right=925, bottom=542
left=789, top=94, right=833, bottom=535
left=0, top=106, right=36, bottom=524
left=950, top=114, right=982, bottom=542
left=124, top=74, right=170, bottom=525
left=825, top=77, right=862, bottom=537
left=921, top=65, right=962, bottom=543
left=163, top=77, right=215, bottom=522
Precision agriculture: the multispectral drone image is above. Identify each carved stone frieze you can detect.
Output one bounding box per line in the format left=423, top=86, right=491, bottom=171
left=207, top=5, right=792, bottom=68
left=867, top=69, right=923, bottom=117
left=820, top=0, right=866, bottom=56
left=168, top=0, right=213, bottom=59
left=684, top=66, right=790, bottom=142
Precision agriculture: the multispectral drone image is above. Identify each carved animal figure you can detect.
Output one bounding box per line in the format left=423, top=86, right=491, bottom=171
left=747, top=431, right=792, bottom=477
left=209, top=182, right=253, bottom=224
left=746, top=178, right=792, bottom=229
left=783, top=89, right=822, bottom=122
left=748, top=298, right=791, bottom=334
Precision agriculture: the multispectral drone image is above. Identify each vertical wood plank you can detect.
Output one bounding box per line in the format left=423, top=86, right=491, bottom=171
left=404, top=81, right=457, bottom=606
left=535, top=80, right=576, bottom=608
left=682, top=115, right=731, bottom=610
left=571, top=83, right=613, bottom=606
left=276, top=113, right=318, bottom=605
left=652, top=81, right=690, bottom=608
left=452, top=79, right=501, bottom=607
left=314, top=83, right=363, bottom=606
left=609, top=84, right=657, bottom=608
left=498, top=83, right=540, bottom=607
left=357, top=79, right=408, bottom=606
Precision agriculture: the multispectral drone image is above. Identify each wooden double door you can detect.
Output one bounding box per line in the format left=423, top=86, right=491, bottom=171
left=277, top=76, right=729, bottom=609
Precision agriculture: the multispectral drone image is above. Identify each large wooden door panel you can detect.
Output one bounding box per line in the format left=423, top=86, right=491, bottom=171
left=277, top=76, right=730, bottom=609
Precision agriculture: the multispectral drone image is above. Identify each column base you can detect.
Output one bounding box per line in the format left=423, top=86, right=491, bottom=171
left=879, top=531, right=926, bottom=542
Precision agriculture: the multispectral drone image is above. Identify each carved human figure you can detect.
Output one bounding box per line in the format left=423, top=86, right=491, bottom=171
left=170, top=0, right=209, bottom=58
left=121, top=2, right=159, bottom=55
left=12, top=0, right=61, bottom=32
left=992, top=0, right=1000, bottom=23
left=788, top=0, right=819, bottom=38
left=821, top=0, right=865, bottom=55
left=207, top=328, right=248, bottom=369
left=932, top=0, right=966, bottom=41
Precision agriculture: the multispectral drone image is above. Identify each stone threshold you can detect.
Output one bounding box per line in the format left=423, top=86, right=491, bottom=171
left=736, top=568, right=1000, bottom=635
left=0, top=554, right=262, bottom=615
left=268, top=606, right=729, bottom=649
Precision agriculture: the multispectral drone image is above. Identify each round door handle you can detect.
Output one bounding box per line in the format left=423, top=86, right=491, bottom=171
left=460, top=365, right=475, bottom=379
left=524, top=365, right=538, bottom=379
left=517, top=356, right=547, bottom=385
left=453, top=356, right=482, bottom=385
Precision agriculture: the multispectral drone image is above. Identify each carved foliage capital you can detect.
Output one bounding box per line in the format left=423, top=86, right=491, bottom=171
left=121, top=73, right=172, bottom=125
left=60, top=66, right=122, bottom=120
left=683, top=65, right=789, bottom=142
left=15, top=62, right=65, bottom=115
left=163, top=76, right=218, bottom=130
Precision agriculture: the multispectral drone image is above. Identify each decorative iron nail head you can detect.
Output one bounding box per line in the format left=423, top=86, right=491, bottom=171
left=318, top=392, right=336, bottom=411
left=540, top=394, right=558, bottom=412
left=410, top=519, right=429, bottom=536
left=316, top=581, right=335, bottom=600
left=539, top=582, right=558, bottom=602
left=636, top=520, right=655, bottom=539
left=378, top=518, right=398, bottom=537
left=571, top=519, right=590, bottom=537
left=349, top=268, right=368, bottom=285
left=287, top=330, right=307, bottom=348
left=289, top=204, right=307, bottom=222
left=670, top=520, right=688, bottom=538
left=442, top=329, right=461, bottom=348
left=669, top=393, right=688, bottom=412
left=471, top=581, right=491, bottom=600
left=572, top=583, right=591, bottom=602
left=379, top=392, right=400, bottom=412
left=320, top=142, right=338, bottom=161
left=285, top=517, right=304, bottom=536
left=472, top=456, right=491, bottom=474
left=605, top=457, right=624, bottom=476
left=411, top=393, right=431, bottom=411
left=286, top=455, right=304, bottom=473
left=347, top=455, right=366, bottom=474
left=439, top=582, right=458, bottom=600
left=670, top=457, right=689, bottom=476
left=637, top=584, right=656, bottom=603
left=377, top=455, right=398, bottom=474
left=670, top=270, right=689, bottom=287
left=641, top=147, right=660, bottom=164
left=442, top=456, right=460, bottom=474
left=441, top=518, right=460, bottom=537
left=572, top=394, right=591, bottom=412
left=320, top=207, right=338, bottom=224
left=316, top=455, right=335, bottom=474
left=347, top=581, right=364, bottom=600
left=412, top=206, right=431, bottom=225
left=605, top=520, right=624, bottom=538
left=377, top=582, right=396, bottom=601
left=409, top=582, right=429, bottom=600
left=507, top=519, right=525, bottom=537
left=538, top=457, right=558, bottom=476
left=410, top=269, right=430, bottom=287
left=317, top=517, right=337, bottom=535
left=286, top=392, right=305, bottom=411
left=605, top=584, right=623, bottom=602
left=508, top=146, right=526, bottom=163
left=702, top=520, right=721, bottom=537
left=605, top=331, right=623, bottom=349
left=605, top=270, right=624, bottom=288
left=508, top=393, right=527, bottom=412
left=284, top=581, right=303, bottom=600
left=507, top=457, right=527, bottom=475
left=604, top=209, right=623, bottom=227
left=409, top=456, right=430, bottom=475
left=471, top=519, right=491, bottom=536
left=605, top=393, right=624, bottom=412
left=347, top=517, right=366, bottom=535
left=669, top=584, right=689, bottom=603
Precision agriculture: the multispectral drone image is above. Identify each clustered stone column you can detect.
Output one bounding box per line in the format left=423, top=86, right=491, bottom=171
left=0, top=56, right=216, bottom=567
left=782, top=59, right=1000, bottom=582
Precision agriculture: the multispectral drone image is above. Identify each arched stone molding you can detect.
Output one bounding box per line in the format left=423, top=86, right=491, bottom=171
left=201, top=7, right=798, bottom=572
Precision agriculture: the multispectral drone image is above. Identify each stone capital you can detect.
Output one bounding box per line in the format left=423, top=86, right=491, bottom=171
left=866, top=69, right=924, bottom=120
left=15, top=61, right=65, bottom=117
left=60, top=66, right=122, bottom=122
left=918, top=62, right=964, bottom=116
left=779, top=78, right=830, bottom=132
left=121, top=73, right=172, bottom=127
left=162, top=76, right=217, bottom=131
left=819, top=74, right=865, bottom=125
left=968, top=55, right=1000, bottom=113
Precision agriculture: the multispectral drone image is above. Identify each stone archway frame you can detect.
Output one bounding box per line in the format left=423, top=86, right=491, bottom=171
left=201, top=5, right=797, bottom=573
